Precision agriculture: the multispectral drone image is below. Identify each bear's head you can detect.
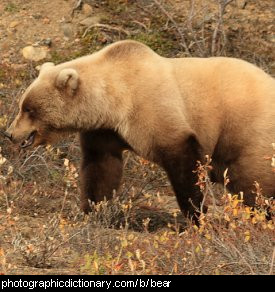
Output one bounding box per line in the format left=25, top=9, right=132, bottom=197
left=5, top=62, right=81, bottom=148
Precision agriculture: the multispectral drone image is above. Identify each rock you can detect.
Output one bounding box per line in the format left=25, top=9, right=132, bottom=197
left=42, top=17, right=50, bottom=24
left=61, top=23, right=74, bottom=39
left=9, top=21, right=20, bottom=28
left=22, top=46, right=48, bottom=62
left=44, top=38, right=52, bottom=46
left=39, top=38, right=52, bottom=47
left=82, top=3, right=93, bottom=16
left=32, top=13, right=42, bottom=20
left=79, top=16, right=101, bottom=27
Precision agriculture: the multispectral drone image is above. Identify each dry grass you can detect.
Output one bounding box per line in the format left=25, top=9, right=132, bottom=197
left=0, top=146, right=274, bottom=275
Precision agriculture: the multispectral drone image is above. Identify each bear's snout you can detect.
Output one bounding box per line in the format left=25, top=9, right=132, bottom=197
left=5, top=116, right=37, bottom=146
left=2, top=130, right=13, bottom=141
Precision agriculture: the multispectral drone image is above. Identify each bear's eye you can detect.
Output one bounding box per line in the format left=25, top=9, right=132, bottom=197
left=23, top=107, right=32, bottom=113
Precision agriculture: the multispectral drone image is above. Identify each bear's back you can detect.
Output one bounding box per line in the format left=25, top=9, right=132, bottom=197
left=102, top=40, right=157, bottom=61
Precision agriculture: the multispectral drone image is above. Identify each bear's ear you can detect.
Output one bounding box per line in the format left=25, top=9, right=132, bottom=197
left=39, top=62, right=55, bottom=74
left=55, top=68, right=79, bottom=94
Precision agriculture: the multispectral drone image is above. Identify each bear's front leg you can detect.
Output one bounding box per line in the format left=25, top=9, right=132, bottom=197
left=79, top=130, right=126, bottom=213
left=158, top=134, right=205, bottom=222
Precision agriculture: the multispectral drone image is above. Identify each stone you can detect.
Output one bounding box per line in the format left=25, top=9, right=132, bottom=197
left=82, top=3, right=93, bottom=16
left=61, top=23, right=74, bottom=39
left=40, top=38, right=52, bottom=47
left=43, top=17, right=50, bottom=24
left=79, top=16, right=101, bottom=27
left=9, top=21, right=20, bottom=28
left=22, top=46, right=48, bottom=62
left=32, top=14, right=42, bottom=20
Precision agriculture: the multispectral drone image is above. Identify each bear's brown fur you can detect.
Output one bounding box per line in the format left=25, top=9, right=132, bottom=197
left=5, top=40, right=275, bottom=219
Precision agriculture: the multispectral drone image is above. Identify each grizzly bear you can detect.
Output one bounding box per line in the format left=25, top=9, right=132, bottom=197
left=4, top=40, right=275, bottom=220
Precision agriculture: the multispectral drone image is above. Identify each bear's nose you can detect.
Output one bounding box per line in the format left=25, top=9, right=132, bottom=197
left=1, top=130, right=13, bottom=141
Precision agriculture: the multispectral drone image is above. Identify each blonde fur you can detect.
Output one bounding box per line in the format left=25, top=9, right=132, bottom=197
left=6, top=40, right=275, bottom=206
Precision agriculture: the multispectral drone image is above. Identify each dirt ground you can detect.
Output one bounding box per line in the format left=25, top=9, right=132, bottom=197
left=0, top=0, right=274, bottom=275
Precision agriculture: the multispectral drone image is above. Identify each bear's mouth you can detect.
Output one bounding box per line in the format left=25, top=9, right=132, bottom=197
left=21, top=131, right=37, bottom=148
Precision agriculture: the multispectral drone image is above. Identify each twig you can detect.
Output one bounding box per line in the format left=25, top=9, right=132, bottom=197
left=229, top=243, right=256, bottom=275
left=19, top=146, right=47, bottom=170
left=59, top=189, right=69, bottom=220
left=131, top=20, right=148, bottom=31
left=123, top=151, right=131, bottom=168
left=71, top=0, right=83, bottom=18
left=269, top=247, right=275, bottom=275
left=187, top=0, right=205, bottom=57
left=45, top=230, right=83, bottom=261
left=200, top=188, right=207, bottom=215
left=136, top=3, right=155, bottom=18
left=211, top=0, right=233, bottom=56
left=152, top=0, right=191, bottom=56
left=82, top=23, right=130, bottom=38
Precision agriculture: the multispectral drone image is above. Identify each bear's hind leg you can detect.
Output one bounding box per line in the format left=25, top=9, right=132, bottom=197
left=158, top=134, right=205, bottom=222
left=226, top=152, right=275, bottom=207
left=79, top=130, right=126, bottom=213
